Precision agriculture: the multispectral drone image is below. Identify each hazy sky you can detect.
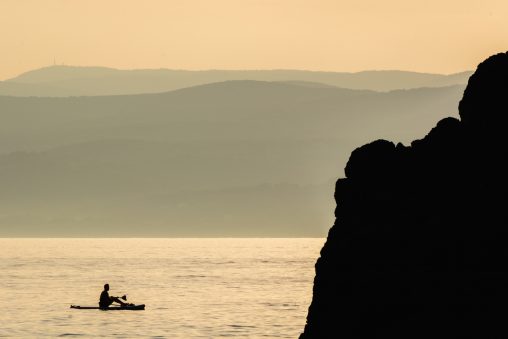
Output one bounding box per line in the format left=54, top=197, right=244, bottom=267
left=1, top=0, right=507, bottom=80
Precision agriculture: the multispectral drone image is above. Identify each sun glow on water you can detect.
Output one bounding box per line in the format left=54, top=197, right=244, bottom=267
left=0, top=238, right=324, bottom=338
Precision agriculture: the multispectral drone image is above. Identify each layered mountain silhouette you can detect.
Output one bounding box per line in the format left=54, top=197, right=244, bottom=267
left=1, top=65, right=471, bottom=96
left=0, top=81, right=464, bottom=236
left=300, top=52, right=508, bottom=338
left=0, top=81, right=464, bottom=153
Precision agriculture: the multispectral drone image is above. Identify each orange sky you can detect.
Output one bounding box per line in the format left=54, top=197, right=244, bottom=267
left=1, top=0, right=507, bottom=80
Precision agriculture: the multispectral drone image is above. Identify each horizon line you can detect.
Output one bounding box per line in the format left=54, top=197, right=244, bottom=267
left=0, top=236, right=326, bottom=239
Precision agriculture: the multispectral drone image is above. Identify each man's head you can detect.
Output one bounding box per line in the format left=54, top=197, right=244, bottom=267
left=104, top=283, right=109, bottom=291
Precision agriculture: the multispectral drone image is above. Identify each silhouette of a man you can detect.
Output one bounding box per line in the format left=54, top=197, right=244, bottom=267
left=99, top=283, right=127, bottom=308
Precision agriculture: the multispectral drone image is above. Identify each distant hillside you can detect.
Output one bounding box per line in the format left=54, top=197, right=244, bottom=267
left=0, top=81, right=464, bottom=153
left=0, top=81, right=465, bottom=236
left=0, top=80, right=66, bottom=97
left=2, top=65, right=472, bottom=96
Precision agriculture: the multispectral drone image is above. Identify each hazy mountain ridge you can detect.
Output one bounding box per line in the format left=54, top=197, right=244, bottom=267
left=0, top=81, right=464, bottom=153
left=0, top=80, right=465, bottom=236
left=0, top=80, right=67, bottom=97
left=1, top=65, right=473, bottom=96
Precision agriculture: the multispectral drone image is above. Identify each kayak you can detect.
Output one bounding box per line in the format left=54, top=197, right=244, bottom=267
left=70, top=304, right=145, bottom=310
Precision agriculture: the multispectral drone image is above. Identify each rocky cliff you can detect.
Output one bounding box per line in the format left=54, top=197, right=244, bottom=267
left=300, top=52, right=508, bottom=338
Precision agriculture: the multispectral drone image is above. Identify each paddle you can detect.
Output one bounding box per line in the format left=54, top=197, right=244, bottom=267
left=111, top=294, right=128, bottom=304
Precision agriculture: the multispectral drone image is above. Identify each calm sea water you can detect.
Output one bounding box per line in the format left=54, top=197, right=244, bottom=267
left=0, top=238, right=324, bottom=338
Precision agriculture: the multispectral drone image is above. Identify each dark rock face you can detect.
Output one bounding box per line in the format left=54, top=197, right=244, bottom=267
left=300, top=52, right=508, bottom=339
